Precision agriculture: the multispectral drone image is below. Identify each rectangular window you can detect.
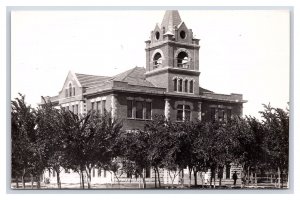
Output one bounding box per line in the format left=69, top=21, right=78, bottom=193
left=92, top=168, right=95, bottom=178
left=97, top=101, right=101, bottom=113
left=211, top=108, right=216, bottom=121
left=104, top=170, right=107, bottom=178
left=53, top=171, right=56, bottom=177
left=227, top=109, right=232, bottom=120
left=72, top=105, right=75, bottom=113
left=102, top=100, right=106, bottom=113
left=185, top=105, right=191, bottom=121
left=218, top=109, right=225, bottom=122
left=145, top=102, right=152, bottom=119
left=66, top=106, right=69, bottom=111
left=136, top=101, right=143, bottom=119
left=91, top=102, right=95, bottom=110
left=73, top=87, right=75, bottom=96
left=65, top=89, right=68, bottom=97
left=75, top=105, right=79, bottom=114
left=127, top=100, right=133, bottom=118
left=177, top=105, right=184, bottom=121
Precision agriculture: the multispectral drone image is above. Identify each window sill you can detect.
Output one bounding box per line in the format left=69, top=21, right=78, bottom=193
left=127, top=118, right=152, bottom=121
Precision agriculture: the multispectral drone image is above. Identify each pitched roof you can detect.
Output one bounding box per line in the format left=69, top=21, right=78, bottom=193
left=161, top=10, right=182, bottom=34
left=112, top=67, right=155, bottom=87
left=75, top=67, right=155, bottom=89
left=75, top=73, right=111, bottom=87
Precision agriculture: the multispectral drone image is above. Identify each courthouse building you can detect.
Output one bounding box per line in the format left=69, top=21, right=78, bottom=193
left=42, top=10, right=246, bottom=185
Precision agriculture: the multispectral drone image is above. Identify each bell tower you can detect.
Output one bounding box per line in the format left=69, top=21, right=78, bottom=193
left=145, top=10, right=201, bottom=94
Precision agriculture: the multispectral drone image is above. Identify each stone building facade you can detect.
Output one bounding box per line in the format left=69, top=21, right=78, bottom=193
left=42, top=10, right=246, bottom=185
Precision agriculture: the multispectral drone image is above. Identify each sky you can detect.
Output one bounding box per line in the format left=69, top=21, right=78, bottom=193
left=11, top=9, right=290, bottom=118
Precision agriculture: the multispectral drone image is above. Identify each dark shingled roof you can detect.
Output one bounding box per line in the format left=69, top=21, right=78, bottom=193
left=75, top=67, right=155, bottom=88
left=75, top=73, right=111, bottom=87
left=112, top=67, right=155, bottom=87
left=199, top=87, right=213, bottom=94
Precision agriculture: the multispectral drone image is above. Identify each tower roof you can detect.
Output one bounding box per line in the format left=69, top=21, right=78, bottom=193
left=161, top=10, right=182, bottom=33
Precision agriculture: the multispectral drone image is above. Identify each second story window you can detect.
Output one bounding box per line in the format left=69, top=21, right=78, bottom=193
left=178, top=79, right=183, bottom=92
left=173, top=78, right=177, bottom=91
left=184, top=80, right=188, bottom=93
left=69, top=83, right=72, bottom=97
left=189, top=80, right=194, bottom=93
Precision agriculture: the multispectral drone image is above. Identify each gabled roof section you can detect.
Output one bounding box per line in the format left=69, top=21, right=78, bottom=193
left=112, top=67, right=155, bottom=87
left=161, top=10, right=182, bottom=33
left=75, top=73, right=111, bottom=88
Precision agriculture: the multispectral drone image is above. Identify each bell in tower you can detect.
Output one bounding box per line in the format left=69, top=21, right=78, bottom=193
left=145, top=10, right=200, bottom=94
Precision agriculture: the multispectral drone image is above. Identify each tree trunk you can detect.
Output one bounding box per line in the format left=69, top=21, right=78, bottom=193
left=188, top=167, right=192, bottom=187
left=86, top=167, right=92, bottom=189
left=80, top=170, right=85, bottom=189
left=36, top=175, right=41, bottom=189
left=56, top=170, right=61, bottom=189
left=254, top=172, right=257, bottom=188
left=155, top=166, right=161, bottom=188
left=154, top=168, right=157, bottom=188
left=16, top=176, right=19, bottom=188
left=181, top=169, right=184, bottom=187
left=22, top=168, right=26, bottom=189
left=277, top=167, right=281, bottom=188
left=78, top=172, right=82, bottom=189
left=193, top=168, right=197, bottom=186
left=247, top=166, right=250, bottom=186
left=30, top=174, right=33, bottom=189
left=141, top=172, right=146, bottom=189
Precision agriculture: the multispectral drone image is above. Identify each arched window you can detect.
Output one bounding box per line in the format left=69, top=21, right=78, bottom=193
left=69, top=83, right=72, bottom=97
left=173, top=78, right=177, bottom=91
left=189, top=80, right=194, bottom=93
left=184, top=80, right=188, bottom=93
left=177, top=52, right=189, bottom=68
left=153, top=53, right=162, bottom=69
left=178, top=79, right=183, bottom=92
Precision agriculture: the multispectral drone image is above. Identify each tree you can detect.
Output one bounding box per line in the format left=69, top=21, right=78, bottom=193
left=61, top=110, right=123, bottom=189
left=11, top=94, right=37, bottom=189
left=144, top=115, right=170, bottom=188
left=121, top=130, right=150, bottom=188
left=260, top=104, right=289, bottom=188
left=35, top=99, right=67, bottom=189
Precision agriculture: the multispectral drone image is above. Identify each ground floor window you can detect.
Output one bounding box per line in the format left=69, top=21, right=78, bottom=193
left=211, top=107, right=232, bottom=122
left=91, top=100, right=106, bottom=114
left=176, top=104, right=191, bottom=121
left=127, top=99, right=152, bottom=120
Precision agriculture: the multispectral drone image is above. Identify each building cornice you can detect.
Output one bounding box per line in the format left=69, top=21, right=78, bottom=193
left=145, top=66, right=200, bottom=77
left=145, top=40, right=200, bottom=51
